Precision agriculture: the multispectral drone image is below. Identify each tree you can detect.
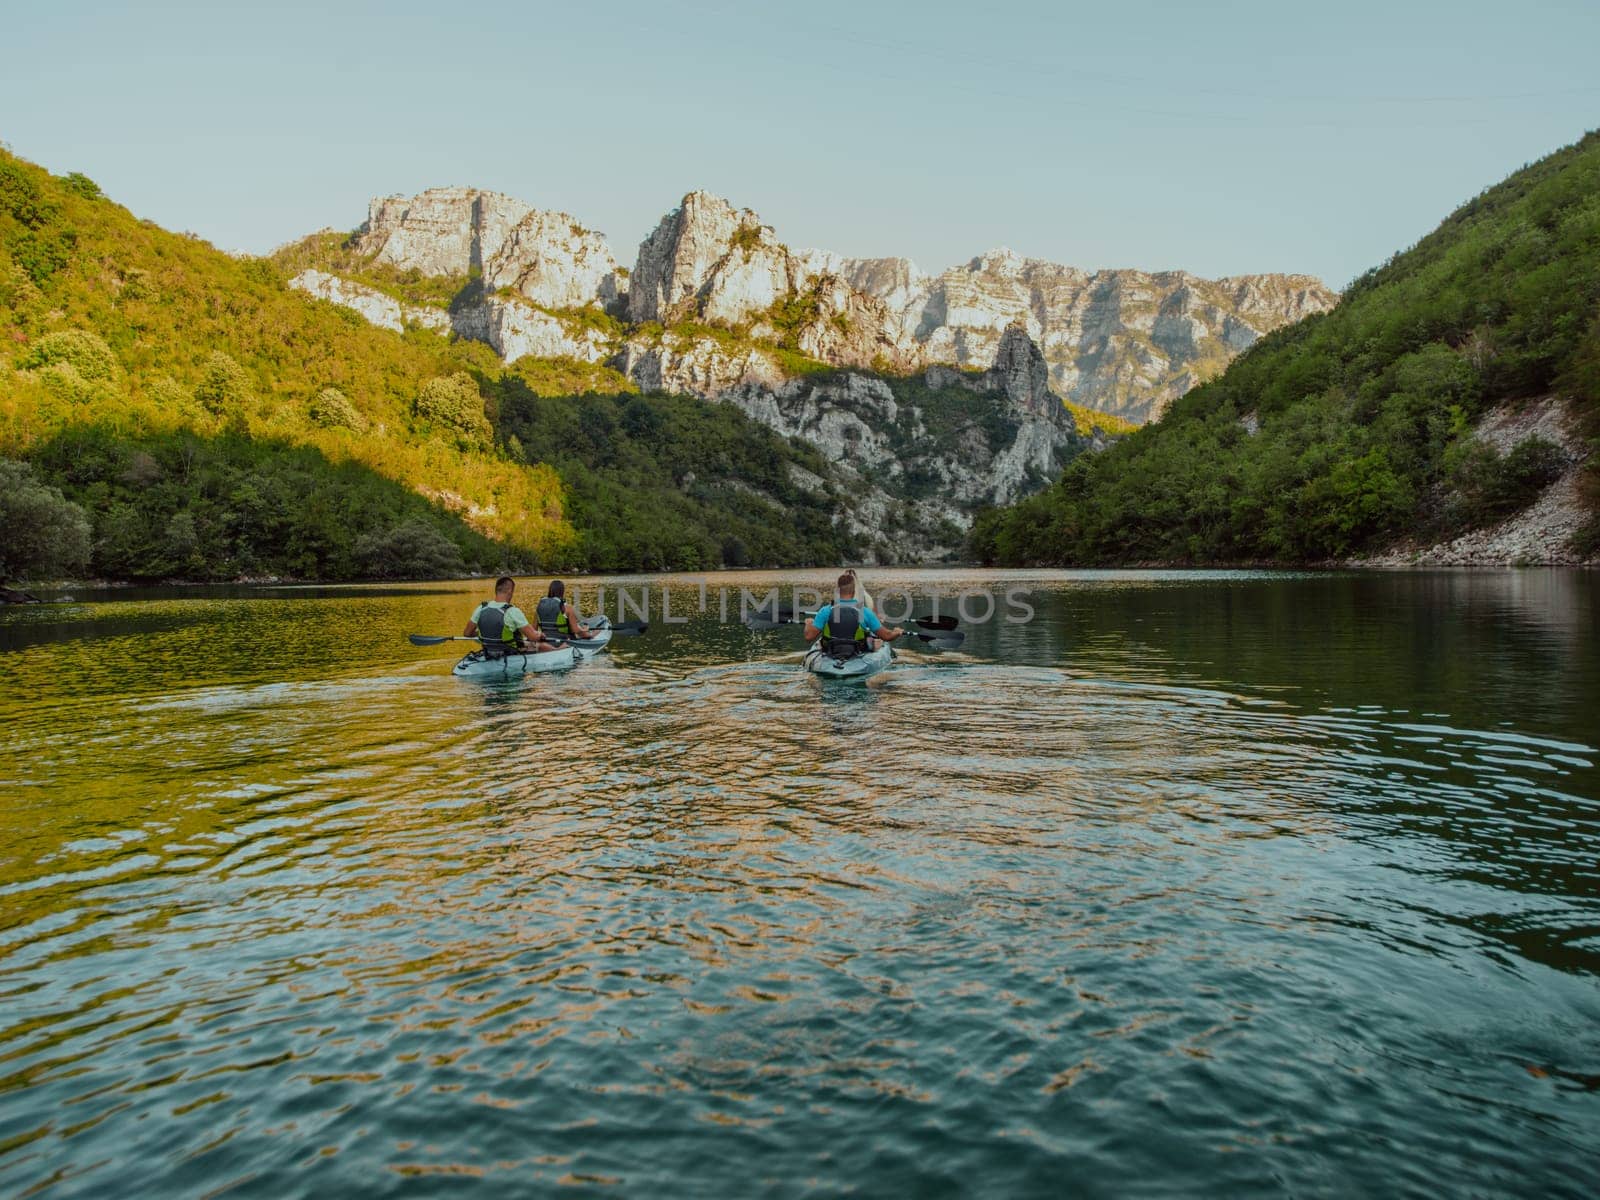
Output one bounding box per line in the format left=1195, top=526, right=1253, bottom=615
left=0, top=459, right=92, bottom=582
left=194, top=351, right=254, bottom=416
left=414, top=373, right=490, bottom=445
left=307, top=386, right=364, bottom=430
left=19, top=329, right=121, bottom=382
left=353, top=520, right=466, bottom=579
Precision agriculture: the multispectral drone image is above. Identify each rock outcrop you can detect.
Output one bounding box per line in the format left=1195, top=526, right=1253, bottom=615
left=289, top=271, right=606, bottom=364
left=289, top=269, right=449, bottom=334
left=720, top=324, right=1083, bottom=556
left=611, top=331, right=788, bottom=396
left=355, top=188, right=623, bottom=309
left=627, top=192, right=794, bottom=324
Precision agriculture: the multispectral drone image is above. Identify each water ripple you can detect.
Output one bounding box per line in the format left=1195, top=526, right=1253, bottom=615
left=2, top=575, right=1599, bottom=1195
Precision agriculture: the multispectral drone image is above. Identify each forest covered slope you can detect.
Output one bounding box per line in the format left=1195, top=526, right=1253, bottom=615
left=972, top=131, right=1600, bottom=566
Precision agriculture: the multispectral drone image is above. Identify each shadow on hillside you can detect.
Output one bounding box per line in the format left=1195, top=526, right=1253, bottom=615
left=21, top=421, right=535, bottom=586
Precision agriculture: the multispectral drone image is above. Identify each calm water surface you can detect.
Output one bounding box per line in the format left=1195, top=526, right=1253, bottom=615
left=1, top=569, right=1597, bottom=1196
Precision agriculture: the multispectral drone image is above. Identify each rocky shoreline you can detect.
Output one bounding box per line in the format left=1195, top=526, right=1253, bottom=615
left=1353, top=397, right=1596, bottom=569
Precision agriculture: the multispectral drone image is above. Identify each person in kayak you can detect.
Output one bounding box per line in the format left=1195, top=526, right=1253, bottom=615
left=463, top=576, right=562, bottom=655
left=804, top=572, right=905, bottom=657
left=841, top=567, right=874, bottom=612
left=535, top=580, right=596, bottom=643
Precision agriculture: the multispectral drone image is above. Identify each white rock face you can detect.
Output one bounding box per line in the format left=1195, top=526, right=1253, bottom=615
left=483, top=299, right=611, bottom=365
left=628, top=191, right=799, bottom=324
left=305, top=185, right=1335, bottom=426
left=829, top=251, right=1338, bottom=424
left=289, top=270, right=449, bottom=333
left=621, top=191, right=1335, bottom=423
left=356, top=188, right=623, bottom=309
left=721, top=325, right=1081, bottom=534
left=611, top=331, right=788, bottom=396
left=289, top=271, right=605, bottom=364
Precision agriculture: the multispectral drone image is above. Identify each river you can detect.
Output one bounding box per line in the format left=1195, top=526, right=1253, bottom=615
left=2, top=568, right=1597, bottom=1196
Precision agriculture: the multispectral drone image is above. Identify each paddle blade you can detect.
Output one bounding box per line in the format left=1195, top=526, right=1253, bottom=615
left=744, top=616, right=791, bottom=631
left=408, top=633, right=453, bottom=646
left=906, top=630, right=964, bottom=650
left=606, top=621, right=649, bottom=635
left=914, top=615, right=960, bottom=632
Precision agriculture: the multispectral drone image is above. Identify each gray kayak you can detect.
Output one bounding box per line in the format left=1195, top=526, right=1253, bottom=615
left=453, top=644, right=583, bottom=678
left=802, top=642, right=894, bottom=680
left=452, top=616, right=613, bottom=679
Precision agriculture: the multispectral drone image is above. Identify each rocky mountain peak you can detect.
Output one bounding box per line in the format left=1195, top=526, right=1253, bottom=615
left=303, top=184, right=1338, bottom=427
left=990, top=323, right=1056, bottom=416
left=627, top=191, right=791, bottom=324
left=355, top=187, right=623, bottom=310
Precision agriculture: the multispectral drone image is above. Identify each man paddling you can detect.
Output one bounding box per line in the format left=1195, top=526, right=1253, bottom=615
left=804, top=572, right=905, bottom=657
left=535, top=580, right=596, bottom=643
left=464, top=576, right=562, bottom=655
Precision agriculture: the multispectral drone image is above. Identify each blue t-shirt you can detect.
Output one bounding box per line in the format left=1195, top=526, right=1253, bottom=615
left=812, top=602, right=881, bottom=635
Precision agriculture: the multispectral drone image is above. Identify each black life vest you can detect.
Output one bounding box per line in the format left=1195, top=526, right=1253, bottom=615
left=821, top=601, right=868, bottom=658
left=476, top=602, right=518, bottom=658
left=536, top=596, right=568, bottom=637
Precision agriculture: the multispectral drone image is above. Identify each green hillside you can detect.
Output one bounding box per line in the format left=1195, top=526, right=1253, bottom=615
left=0, top=148, right=853, bottom=582
left=972, top=131, right=1600, bottom=565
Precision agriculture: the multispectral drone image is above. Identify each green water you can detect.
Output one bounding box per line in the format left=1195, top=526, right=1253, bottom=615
left=2, top=569, right=1598, bottom=1196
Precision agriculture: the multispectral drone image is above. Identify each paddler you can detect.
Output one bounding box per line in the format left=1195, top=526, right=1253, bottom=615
left=804, top=571, right=905, bottom=657
left=535, top=580, right=596, bottom=643
left=464, top=576, right=563, bottom=655
left=841, top=567, right=874, bottom=612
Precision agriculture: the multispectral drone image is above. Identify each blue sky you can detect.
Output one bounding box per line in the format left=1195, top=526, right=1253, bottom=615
left=3, top=0, right=1597, bottom=287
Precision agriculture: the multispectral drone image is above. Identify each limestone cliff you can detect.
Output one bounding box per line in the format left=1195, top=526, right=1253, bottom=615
left=289, top=185, right=1334, bottom=426
left=618, top=194, right=1334, bottom=422
left=716, top=323, right=1085, bottom=559
left=355, top=188, right=623, bottom=310
left=829, top=250, right=1337, bottom=424
left=289, top=270, right=608, bottom=364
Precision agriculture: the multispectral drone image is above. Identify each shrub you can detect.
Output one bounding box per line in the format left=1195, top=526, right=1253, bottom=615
left=19, top=329, right=121, bottom=382
left=414, top=372, right=490, bottom=444
left=0, top=253, right=40, bottom=308
left=194, top=351, right=254, bottom=415
left=1444, top=435, right=1567, bottom=527
left=0, top=459, right=91, bottom=582
left=147, top=376, right=199, bottom=414
left=38, top=362, right=116, bottom=405
left=307, top=386, right=364, bottom=430
left=61, top=172, right=102, bottom=200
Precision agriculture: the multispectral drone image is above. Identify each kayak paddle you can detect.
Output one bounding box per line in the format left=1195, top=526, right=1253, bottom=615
left=898, top=630, right=964, bottom=650
left=746, top=611, right=959, bottom=635
left=408, top=622, right=647, bottom=648
left=408, top=633, right=570, bottom=648
left=788, top=606, right=959, bottom=632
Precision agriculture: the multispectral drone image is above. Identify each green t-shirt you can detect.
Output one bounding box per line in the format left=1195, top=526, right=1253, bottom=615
left=470, top=601, right=530, bottom=643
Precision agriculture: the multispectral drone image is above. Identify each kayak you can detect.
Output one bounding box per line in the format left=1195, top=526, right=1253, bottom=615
left=563, top=615, right=613, bottom=652
left=803, top=642, right=894, bottom=680
left=450, top=616, right=614, bottom=679
left=453, top=644, right=582, bottom=678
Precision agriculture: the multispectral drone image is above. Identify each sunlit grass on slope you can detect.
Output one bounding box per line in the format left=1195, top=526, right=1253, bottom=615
left=0, top=149, right=573, bottom=567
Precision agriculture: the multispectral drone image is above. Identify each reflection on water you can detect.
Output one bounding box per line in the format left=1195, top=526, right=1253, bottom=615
left=1, top=569, right=1598, bottom=1196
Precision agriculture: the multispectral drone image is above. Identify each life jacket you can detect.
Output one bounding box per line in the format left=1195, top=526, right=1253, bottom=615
left=476, top=602, right=518, bottom=658
left=535, top=596, right=569, bottom=637
left=821, top=600, right=868, bottom=658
